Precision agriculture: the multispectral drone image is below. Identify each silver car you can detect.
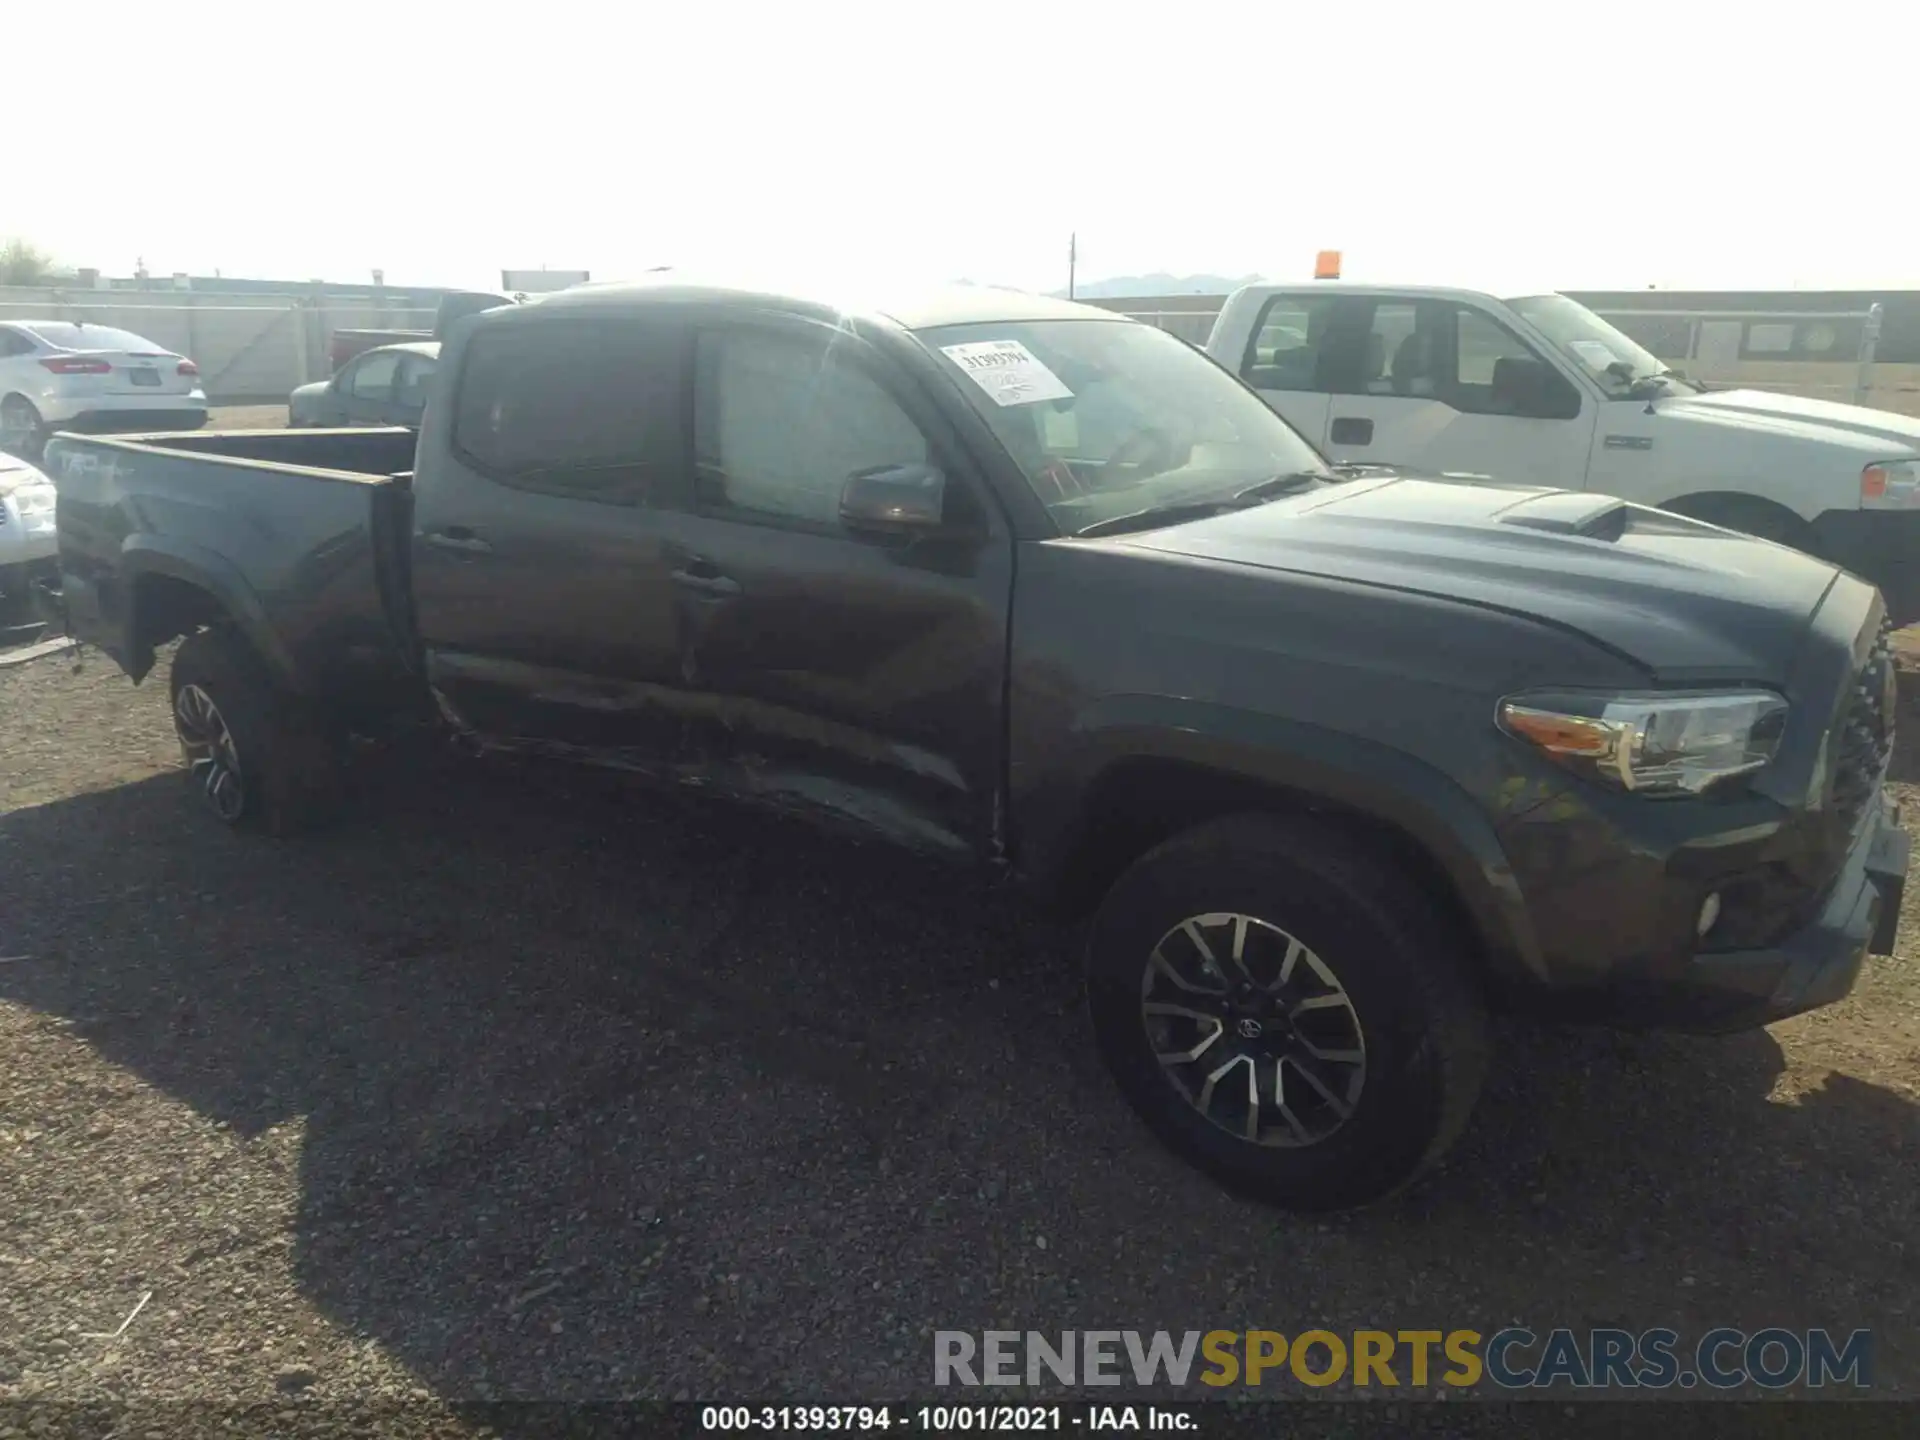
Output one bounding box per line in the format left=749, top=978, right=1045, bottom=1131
left=0, top=320, right=208, bottom=455
left=0, top=449, right=56, bottom=630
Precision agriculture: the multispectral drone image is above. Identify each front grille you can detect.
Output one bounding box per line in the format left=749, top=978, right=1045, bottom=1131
left=1831, top=614, right=1896, bottom=830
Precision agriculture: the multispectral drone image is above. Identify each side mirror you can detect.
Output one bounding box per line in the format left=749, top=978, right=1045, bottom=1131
left=839, top=462, right=946, bottom=537
left=1492, top=357, right=1579, bottom=420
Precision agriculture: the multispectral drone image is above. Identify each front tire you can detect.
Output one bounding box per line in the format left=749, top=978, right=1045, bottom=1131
left=1086, top=814, right=1489, bottom=1212
left=169, top=627, right=342, bottom=835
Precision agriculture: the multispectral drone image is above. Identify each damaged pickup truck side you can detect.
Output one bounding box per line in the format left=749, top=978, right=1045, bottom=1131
left=39, top=278, right=1911, bottom=1212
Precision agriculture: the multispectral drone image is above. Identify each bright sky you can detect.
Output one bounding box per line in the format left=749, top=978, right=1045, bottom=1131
left=14, top=1, right=1918, bottom=295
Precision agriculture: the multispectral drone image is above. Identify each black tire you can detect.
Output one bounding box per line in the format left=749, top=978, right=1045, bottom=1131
left=1, top=395, right=45, bottom=459
left=1086, top=814, right=1489, bottom=1212
left=168, top=626, right=342, bottom=835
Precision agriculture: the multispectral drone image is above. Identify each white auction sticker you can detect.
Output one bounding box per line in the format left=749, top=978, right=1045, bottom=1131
left=940, top=339, right=1075, bottom=407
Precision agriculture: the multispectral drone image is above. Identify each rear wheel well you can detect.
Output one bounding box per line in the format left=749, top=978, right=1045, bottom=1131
left=131, top=573, right=228, bottom=667
left=1047, top=757, right=1484, bottom=957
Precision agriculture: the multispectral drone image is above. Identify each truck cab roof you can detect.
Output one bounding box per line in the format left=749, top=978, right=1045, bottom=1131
left=523, top=273, right=1121, bottom=333
left=1227, top=279, right=1567, bottom=305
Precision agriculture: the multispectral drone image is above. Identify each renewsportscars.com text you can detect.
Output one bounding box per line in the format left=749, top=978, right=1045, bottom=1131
left=933, top=1328, right=1872, bottom=1391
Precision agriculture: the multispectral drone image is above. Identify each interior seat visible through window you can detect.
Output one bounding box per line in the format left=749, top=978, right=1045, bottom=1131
left=1391, top=332, right=1439, bottom=397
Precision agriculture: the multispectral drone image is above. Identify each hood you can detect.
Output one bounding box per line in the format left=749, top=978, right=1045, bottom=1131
left=1117, top=475, right=1843, bottom=680
left=288, top=381, right=332, bottom=420
left=1655, top=388, right=1920, bottom=456
left=0, top=454, right=53, bottom=498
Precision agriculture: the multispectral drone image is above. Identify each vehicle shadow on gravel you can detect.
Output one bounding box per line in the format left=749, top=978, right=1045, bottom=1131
left=2, top=755, right=1917, bottom=1399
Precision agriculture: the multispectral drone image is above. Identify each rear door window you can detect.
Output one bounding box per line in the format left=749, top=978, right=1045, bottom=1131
left=1238, top=294, right=1344, bottom=392
left=452, top=319, right=685, bottom=505
left=1359, top=301, right=1429, bottom=396
left=1359, top=301, right=1443, bottom=397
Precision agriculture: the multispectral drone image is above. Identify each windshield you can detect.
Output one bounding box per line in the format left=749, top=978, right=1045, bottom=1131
left=1505, top=294, right=1695, bottom=397
left=19, top=321, right=169, bottom=354
left=918, top=318, right=1329, bottom=534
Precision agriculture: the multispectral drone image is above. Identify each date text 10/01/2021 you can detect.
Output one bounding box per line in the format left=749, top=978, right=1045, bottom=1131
left=701, top=1407, right=1188, bottom=1432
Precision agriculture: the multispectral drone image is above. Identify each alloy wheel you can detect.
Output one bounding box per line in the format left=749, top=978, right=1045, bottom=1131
left=1141, top=911, right=1366, bottom=1147
left=174, top=683, right=246, bottom=821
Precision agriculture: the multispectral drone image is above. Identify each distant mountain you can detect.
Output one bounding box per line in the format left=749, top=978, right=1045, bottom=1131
left=1056, top=272, right=1264, bottom=300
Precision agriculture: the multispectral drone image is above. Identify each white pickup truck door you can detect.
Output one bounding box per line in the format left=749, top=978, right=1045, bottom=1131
left=1312, top=296, right=1597, bottom=489
left=1226, top=293, right=1337, bottom=455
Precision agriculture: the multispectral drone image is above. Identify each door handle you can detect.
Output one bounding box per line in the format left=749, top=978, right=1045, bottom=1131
left=670, top=565, right=741, bottom=598
left=421, top=526, right=493, bottom=555
left=1330, top=416, right=1374, bottom=445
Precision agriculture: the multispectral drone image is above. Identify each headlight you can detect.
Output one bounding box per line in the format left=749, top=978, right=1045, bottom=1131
left=1497, top=690, right=1789, bottom=795
left=1861, top=459, right=1920, bottom=509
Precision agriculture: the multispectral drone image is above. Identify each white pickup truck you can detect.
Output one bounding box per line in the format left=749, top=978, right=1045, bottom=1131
left=1206, top=282, right=1920, bottom=622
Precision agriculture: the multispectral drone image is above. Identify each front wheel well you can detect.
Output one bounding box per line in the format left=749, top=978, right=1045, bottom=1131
left=1659, top=491, right=1817, bottom=550
left=1044, top=757, right=1485, bottom=962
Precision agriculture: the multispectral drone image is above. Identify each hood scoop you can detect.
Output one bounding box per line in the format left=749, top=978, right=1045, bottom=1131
left=1494, top=490, right=1634, bottom=541
left=1118, top=473, right=1844, bottom=678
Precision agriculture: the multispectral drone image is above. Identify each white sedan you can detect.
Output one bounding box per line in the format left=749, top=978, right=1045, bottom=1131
left=0, top=319, right=208, bottom=456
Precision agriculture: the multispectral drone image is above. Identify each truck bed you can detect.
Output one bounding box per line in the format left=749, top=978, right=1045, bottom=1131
left=41, top=427, right=422, bottom=714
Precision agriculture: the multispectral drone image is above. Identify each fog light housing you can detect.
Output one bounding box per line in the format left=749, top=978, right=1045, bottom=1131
left=1697, top=892, right=1723, bottom=939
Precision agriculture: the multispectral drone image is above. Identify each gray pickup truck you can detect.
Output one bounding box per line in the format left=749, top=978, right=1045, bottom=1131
left=38, top=277, right=1911, bottom=1212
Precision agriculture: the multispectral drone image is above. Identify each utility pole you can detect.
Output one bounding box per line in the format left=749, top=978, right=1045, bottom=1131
left=1068, top=233, right=1077, bottom=300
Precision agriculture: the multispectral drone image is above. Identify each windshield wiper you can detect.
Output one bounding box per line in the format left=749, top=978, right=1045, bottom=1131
left=1074, top=471, right=1334, bottom=539
left=1233, top=470, right=1332, bottom=503
left=1074, top=500, right=1240, bottom=538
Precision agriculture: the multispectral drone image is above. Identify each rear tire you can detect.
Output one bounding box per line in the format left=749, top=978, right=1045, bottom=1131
left=169, top=627, right=342, bottom=835
left=1086, top=814, right=1489, bottom=1212
left=0, top=395, right=45, bottom=459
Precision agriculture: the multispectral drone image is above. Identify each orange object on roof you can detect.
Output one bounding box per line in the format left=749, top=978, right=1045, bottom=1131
left=1313, top=250, right=1342, bottom=280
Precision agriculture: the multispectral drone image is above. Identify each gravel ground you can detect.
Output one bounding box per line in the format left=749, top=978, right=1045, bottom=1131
left=206, top=404, right=291, bottom=430
left=1, top=638, right=1917, bottom=1417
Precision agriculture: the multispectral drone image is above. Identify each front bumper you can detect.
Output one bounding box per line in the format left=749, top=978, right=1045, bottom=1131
left=1811, top=508, right=1920, bottom=626
left=1569, top=791, right=1909, bottom=1033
